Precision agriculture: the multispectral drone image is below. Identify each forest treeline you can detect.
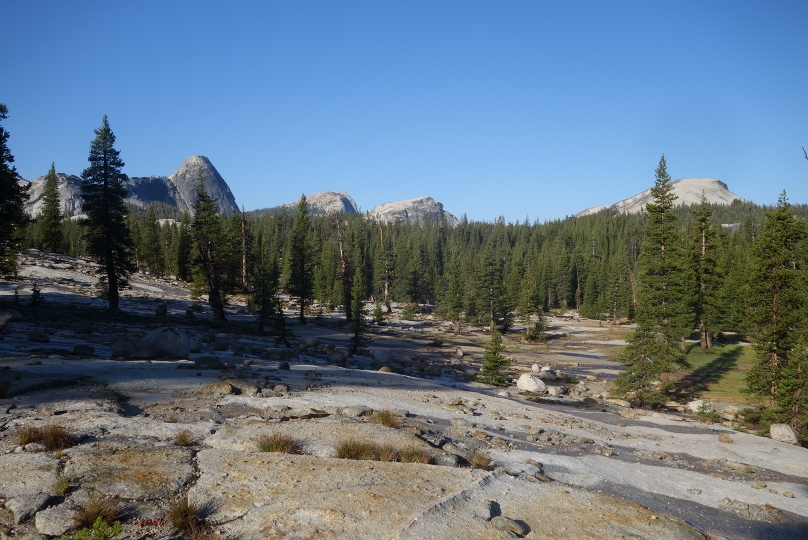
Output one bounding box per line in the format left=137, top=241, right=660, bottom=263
left=18, top=192, right=808, bottom=335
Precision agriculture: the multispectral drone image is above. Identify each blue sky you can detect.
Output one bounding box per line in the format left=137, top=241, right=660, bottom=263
left=3, top=1, right=807, bottom=221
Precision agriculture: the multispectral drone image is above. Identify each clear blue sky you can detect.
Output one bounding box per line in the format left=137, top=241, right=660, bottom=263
left=3, top=1, right=807, bottom=221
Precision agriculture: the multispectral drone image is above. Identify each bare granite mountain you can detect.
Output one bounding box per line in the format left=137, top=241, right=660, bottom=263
left=251, top=191, right=359, bottom=218
left=576, top=178, right=746, bottom=217
left=23, top=155, right=238, bottom=217
left=368, top=196, right=459, bottom=226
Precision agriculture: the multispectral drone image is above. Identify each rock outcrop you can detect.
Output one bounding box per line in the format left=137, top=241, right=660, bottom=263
left=252, top=191, right=359, bottom=218
left=23, top=155, right=238, bottom=218
left=368, top=196, right=459, bottom=226
left=576, top=178, right=746, bottom=217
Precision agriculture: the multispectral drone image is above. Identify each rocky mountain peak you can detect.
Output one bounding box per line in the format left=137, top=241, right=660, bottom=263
left=168, top=155, right=238, bottom=215
left=576, top=177, right=746, bottom=217
left=368, top=196, right=459, bottom=226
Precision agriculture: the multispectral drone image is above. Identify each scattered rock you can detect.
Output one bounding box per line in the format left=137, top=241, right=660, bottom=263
left=27, top=329, right=50, bottom=343
left=546, top=386, right=566, bottom=397
left=537, top=368, right=557, bottom=381
left=73, top=343, right=95, bottom=356
left=278, top=362, right=290, bottom=370
left=497, top=390, right=510, bottom=397
left=378, top=366, right=393, bottom=373
left=373, top=349, right=393, bottom=363
left=110, top=338, right=136, bottom=359
left=770, top=423, right=798, bottom=444
left=198, top=381, right=237, bottom=396
left=629, top=397, right=643, bottom=408
left=135, top=326, right=191, bottom=359
left=455, top=347, right=464, bottom=358
left=718, top=433, right=733, bottom=444
left=23, top=443, right=46, bottom=453
left=531, top=364, right=540, bottom=373
left=424, top=364, right=442, bottom=376
left=490, top=515, right=529, bottom=537
left=274, top=384, right=289, bottom=393
left=155, top=304, right=167, bottom=316
left=687, top=399, right=711, bottom=413
left=6, top=493, right=52, bottom=524
left=516, top=374, right=546, bottom=393
left=185, top=309, right=196, bottom=319
left=783, top=492, right=795, bottom=498
left=433, top=453, right=459, bottom=467
left=605, top=398, right=631, bottom=408
left=35, top=502, right=76, bottom=536
left=302, top=336, right=320, bottom=348
left=329, top=351, right=346, bottom=364
left=341, top=405, right=373, bottom=417
left=230, top=380, right=260, bottom=397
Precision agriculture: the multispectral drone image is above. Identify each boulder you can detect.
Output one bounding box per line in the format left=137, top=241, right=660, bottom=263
left=373, top=349, right=393, bottom=363
left=135, top=327, right=191, bottom=359
left=490, top=515, right=529, bottom=536
left=687, top=399, right=711, bottom=413
left=6, top=493, right=52, bottom=524
left=273, top=384, right=289, bottom=393
left=455, top=347, right=464, bottom=358
left=185, top=309, right=196, bottom=319
left=278, top=362, right=290, bottom=370
left=378, top=366, right=393, bottom=373
left=328, top=351, right=346, bottom=364
left=770, top=424, right=798, bottom=444
left=194, top=356, right=227, bottom=370
left=531, top=364, right=540, bottom=373
left=546, top=386, right=566, bottom=397
left=340, top=405, right=373, bottom=417
left=110, top=338, right=136, bottom=359
left=0, top=310, right=13, bottom=330
left=155, top=304, right=167, bottom=316
left=35, top=502, right=76, bottom=536
left=424, top=364, right=443, bottom=376
left=537, top=368, right=557, bottom=381
left=198, top=381, right=236, bottom=396
left=302, top=336, right=320, bottom=348
left=517, top=374, right=546, bottom=393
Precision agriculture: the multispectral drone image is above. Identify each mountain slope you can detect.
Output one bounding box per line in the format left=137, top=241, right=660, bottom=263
left=368, top=196, right=459, bottom=226
left=576, top=178, right=746, bottom=217
left=23, top=155, right=238, bottom=217
left=251, top=191, right=359, bottom=218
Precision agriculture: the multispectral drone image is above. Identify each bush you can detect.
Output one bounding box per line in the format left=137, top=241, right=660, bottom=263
left=54, top=516, right=121, bottom=540
left=257, top=433, right=303, bottom=454
left=466, top=448, right=493, bottom=470
left=166, top=495, right=211, bottom=538
left=174, top=429, right=196, bottom=447
left=372, top=303, right=385, bottom=325
left=73, top=497, right=125, bottom=530
left=368, top=410, right=403, bottom=429
left=428, top=336, right=444, bottom=347
left=401, top=304, right=418, bottom=321
left=476, top=329, right=510, bottom=386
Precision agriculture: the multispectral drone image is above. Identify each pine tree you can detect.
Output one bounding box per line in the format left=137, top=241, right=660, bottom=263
left=80, top=116, right=134, bottom=314
left=141, top=206, right=162, bottom=275
left=288, top=195, right=314, bottom=322
left=0, top=104, right=30, bottom=272
left=39, top=163, right=64, bottom=253
left=175, top=213, right=192, bottom=281
left=191, top=175, right=227, bottom=321
left=689, top=195, right=723, bottom=348
left=614, top=155, right=689, bottom=406
left=746, top=192, right=807, bottom=441
left=349, top=263, right=371, bottom=354
left=477, top=328, right=510, bottom=386
left=251, top=255, right=293, bottom=346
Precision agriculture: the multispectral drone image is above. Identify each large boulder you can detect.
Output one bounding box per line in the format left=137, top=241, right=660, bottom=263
left=517, top=374, right=546, bottom=393
left=135, top=327, right=191, bottom=359
left=0, top=310, right=14, bottom=330
left=770, top=424, right=798, bottom=444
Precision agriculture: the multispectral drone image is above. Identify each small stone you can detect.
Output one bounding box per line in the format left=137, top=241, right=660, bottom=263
left=185, top=309, right=196, bottom=318
left=718, top=433, right=733, bottom=444
left=455, top=347, right=464, bottom=358
left=490, top=515, right=529, bottom=536
left=602, top=448, right=613, bottom=456
left=433, top=453, right=459, bottom=467
left=687, top=488, right=701, bottom=495
left=27, top=330, right=50, bottom=343
left=24, top=443, right=46, bottom=453
left=378, top=366, right=393, bottom=373
left=752, top=481, right=767, bottom=489
left=783, top=492, right=795, bottom=498
left=341, top=405, right=373, bottom=418
left=278, top=362, right=290, bottom=370
left=273, top=384, right=289, bottom=393
left=497, top=390, right=510, bottom=397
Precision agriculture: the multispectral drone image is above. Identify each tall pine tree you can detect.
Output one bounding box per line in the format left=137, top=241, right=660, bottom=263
left=80, top=116, right=134, bottom=314
left=0, top=104, right=30, bottom=272
left=191, top=175, right=227, bottom=321
left=39, top=163, right=63, bottom=253
left=288, top=195, right=314, bottom=322
left=614, top=155, right=689, bottom=405
left=746, top=192, right=807, bottom=442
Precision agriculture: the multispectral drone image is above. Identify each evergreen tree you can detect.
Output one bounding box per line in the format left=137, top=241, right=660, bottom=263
left=80, top=116, right=134, bottom=314
left=175, top=212, right=192, bottom=281
left=476, top=246, right=513, bottom=332
left=746, top=192, right=808, bottom=441
left=477, top=328, right=510, bottom=386
left=191, top=175, right=227, bottom=321
left=251, top=255, right=293, bottom=346
left=141, top=206, right=162, bottom=275
left=39, top=163, right=64, bottom=253
left=288, top=195, right=314, bottom=322
left=614, top=155, right=689, bottom=405
left=349, top=263, right=371, bottom=354
left=689, top=195, right=723, bottom=348
left=0, top=104, right=30, bottom=272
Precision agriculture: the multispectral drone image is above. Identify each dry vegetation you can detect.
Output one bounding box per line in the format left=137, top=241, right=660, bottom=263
left=14, top=424, right=76, bottom=451
left=336, top=438, right=432, bottom=464
left=174, top=429, right=196, bottom=447
left=256, top=433, right=304, bottom=454
left=166, top=495, right=212, bottom=539
left=368, top=409, right=403, bottom=429
left=73, top=496, right=125, bottom=530
left=466, top=448, right=493, bottom=470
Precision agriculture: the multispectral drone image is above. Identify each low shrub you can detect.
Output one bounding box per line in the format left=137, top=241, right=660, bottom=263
left=54, top=516, right=121, bottom=540
left=368, top=410, right=403, bottom=429
left=466, top=448, right=493, bottom=470
left=13, top=424, right=75, bottom=451
left=73, top=496, right=125, bottom=530
left=211, top=340, right=229, bottom=351
left=166, top=495, right=211, bottom=538
left=336, top=438, right=432, bottom=464
left=257, top=433, right=303, bottom=454
left=174, top=429, right=196, bottom=447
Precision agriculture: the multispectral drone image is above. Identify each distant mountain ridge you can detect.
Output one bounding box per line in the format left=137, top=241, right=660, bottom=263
left=24, top=155, right=238, bottom=217
left=575, top=178, right=746, bottom=217
left=250, top=191, right=359, bottom=218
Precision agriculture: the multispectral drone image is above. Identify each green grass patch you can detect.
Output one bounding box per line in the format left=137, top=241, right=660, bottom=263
left=670, top=344, right=758, bottom=403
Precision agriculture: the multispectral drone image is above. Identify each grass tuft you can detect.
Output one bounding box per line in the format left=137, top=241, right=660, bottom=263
left=257, top=433, right=304, bottom=454
left=368, top=409, right=403, bottom=429
left=166, top=415, right=179, bottom=423
left=336, top=438, right=432, bottom=464
left=174, top=429, right=196, bottom=447
left=13, top=424, right=75, bottom=451
left=14, top=424, right=40, bottom=446
left=53, top=476, right=70, bottom=496
left=166, top=495, right=212, bottom=539
left=73, top=496, right=125, bottom=530
left=466, top=448, right=493, bottom=470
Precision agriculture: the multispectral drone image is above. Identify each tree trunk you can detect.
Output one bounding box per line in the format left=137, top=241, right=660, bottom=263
left=299, top=296, right=306, bottom=323
left=241, top=210, right=248, bottom=292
